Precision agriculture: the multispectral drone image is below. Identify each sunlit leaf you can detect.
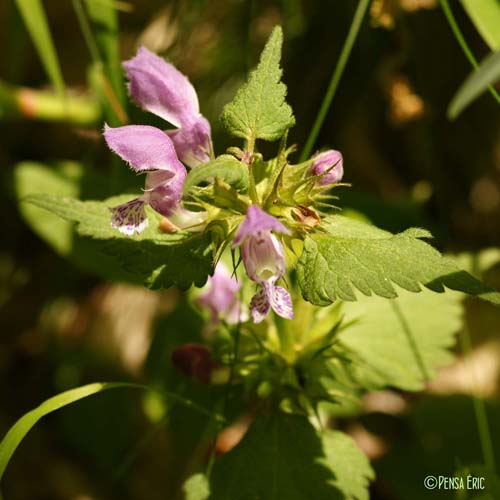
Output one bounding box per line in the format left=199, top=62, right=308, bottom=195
left=340, top=289, right=463, bottom=391
left=221, top=26, right=295, bottom=143
left=297, top=215, right=500, bottom=306
left=461, top=0, right=500, bottom=50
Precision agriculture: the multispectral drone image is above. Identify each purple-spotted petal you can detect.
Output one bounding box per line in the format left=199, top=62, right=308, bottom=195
left=250, top=285, right=271, bottom=324
left=104, top=124, right=185, bottom=174
left=110, top=197, right=149, bottom=236
left=313, top=149, right=344, bottom=186
left=167, top=116, right=212, bottom=168
left=145, top=169, right=185, bottom=217
left=250, top=282, right=294, bottom=323
left=269, top=285, right=294, bottom=320
left=233, top=205, right=290, bottom=247
left=124, top=46, right=200, bottom=127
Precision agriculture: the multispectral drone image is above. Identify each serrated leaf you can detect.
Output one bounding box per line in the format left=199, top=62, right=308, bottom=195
left=25, top=194, right=213, bottom=289
left=297, top=215, right=500, bottom=306
left=448, top=49, right=500, bottom=119
left=321, top=430, right=374, bottom=500
left=461, top=0, right=500, bottom=50
left=207, top=412, right=373, bottom=500
left=221, top=26, right=295, bottom=143
left=183, top=155, right=248, bottom=194
left=339, top=289, right=463, bottom=391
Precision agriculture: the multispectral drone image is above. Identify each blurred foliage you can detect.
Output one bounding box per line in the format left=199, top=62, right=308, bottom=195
left=1, top=0, right=500, bottom=499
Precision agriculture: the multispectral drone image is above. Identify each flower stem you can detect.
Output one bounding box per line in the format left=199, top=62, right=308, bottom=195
left=275, top=315, right=295, bottom=361
left=459, top=323, right=496, bottom=472
left=299, top=0, right=372, bottom=162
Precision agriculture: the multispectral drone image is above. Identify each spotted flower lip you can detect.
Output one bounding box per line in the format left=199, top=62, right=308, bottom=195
left=104, top=124, right=187, bottom=235
left=233, top=205, right=293, bottom=323
left=312, top=149, right=344, bottom=186
left=123, top=46, right=212, bottom=168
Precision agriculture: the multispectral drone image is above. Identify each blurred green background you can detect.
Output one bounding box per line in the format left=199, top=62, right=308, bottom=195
left=1, top=0, right=500, bottom=499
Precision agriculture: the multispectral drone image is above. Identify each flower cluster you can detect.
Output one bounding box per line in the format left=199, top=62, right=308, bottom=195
left=104, top=47, right=344, bottom=324
left=104, top=47, right=212, bottom=235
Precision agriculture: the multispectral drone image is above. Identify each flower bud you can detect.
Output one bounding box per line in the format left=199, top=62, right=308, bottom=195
left=312, top=149, right=343, bottom=186
left=171, top=343, right=213, bottom=384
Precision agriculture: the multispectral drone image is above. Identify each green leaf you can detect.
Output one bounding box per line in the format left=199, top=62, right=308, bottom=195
left=14, top=0, right=65, bottom=99
left=321, top=430, right=375, bottom=500
left=208, top=412, right=373, bottom=500
left=461, top=0, right=500, bottom=50
left=221, top=26, right=295, bottom=143
left=297, top=215, right=500, bottom=306
left=448, top=49, right=500, bottom=119
left=0, top=382, right=139, bottom=481
left=16, top=162, right=80, bottom=255
left=183, top=155, right=249, bottom=194
left=24, top=194, right=213, bottom=289
left=339, top=289, right=463, bottom=391
left=14, top=161, right=140, bottom=283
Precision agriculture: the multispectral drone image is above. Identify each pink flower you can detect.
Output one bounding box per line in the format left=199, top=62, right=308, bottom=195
left=312, top=149, right=343, bottom=186
left=197, top=263, right=246, bottom=325
left=233, top=206, right=293, bottom=323
left=104, top=124, right=186, bottom=235
left=104, top=47, right=215, bottom=235
left=124, top=46, right=212, bottom=168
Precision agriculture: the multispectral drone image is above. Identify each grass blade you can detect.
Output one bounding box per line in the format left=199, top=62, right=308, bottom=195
left=439, top=0, right=500, bottom=118
left=299, top=0, right=371, bottom=162
left=84, top=0, right=125, bottom=104
left=14, top=0, right=65, bottom=100
left=73, top=0, right=127, bottom=124
left=448, top=50, right=500, bottom=119
left=0, top=383, right=128, bottom=481
left=0, top=382, right=223, bottom=482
